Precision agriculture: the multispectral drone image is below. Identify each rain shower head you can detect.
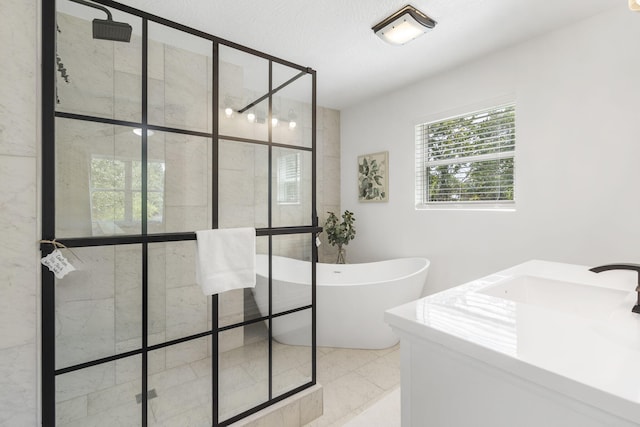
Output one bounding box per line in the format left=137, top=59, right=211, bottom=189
left=69, top=0, right=132, bottom=42
left=92, top=18, right=132, bottom=42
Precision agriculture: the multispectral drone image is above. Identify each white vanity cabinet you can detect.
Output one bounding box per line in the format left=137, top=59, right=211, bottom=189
left=386, top=260, right=640, bottom=427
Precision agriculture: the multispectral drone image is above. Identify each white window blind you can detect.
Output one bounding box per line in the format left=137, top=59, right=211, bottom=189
left=277, top=152, right=301, bottom=204
left=415, top=104, right=515, bottom=208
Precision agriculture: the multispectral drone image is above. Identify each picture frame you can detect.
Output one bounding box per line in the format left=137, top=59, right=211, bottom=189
left=358, top=151, right=388, bottom=202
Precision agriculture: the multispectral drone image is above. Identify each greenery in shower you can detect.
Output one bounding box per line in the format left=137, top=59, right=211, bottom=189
left=324, top=210, right=356, bottom=263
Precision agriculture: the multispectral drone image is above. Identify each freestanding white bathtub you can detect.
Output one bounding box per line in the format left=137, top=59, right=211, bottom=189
left=251, top=254, right=430, bottom=349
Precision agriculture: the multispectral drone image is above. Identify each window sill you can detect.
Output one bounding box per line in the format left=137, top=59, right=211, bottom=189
left=415, top=203, right=516, bottom=212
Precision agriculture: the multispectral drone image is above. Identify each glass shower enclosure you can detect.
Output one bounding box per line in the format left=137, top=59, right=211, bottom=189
left=41, top=1, right=318, bottom=425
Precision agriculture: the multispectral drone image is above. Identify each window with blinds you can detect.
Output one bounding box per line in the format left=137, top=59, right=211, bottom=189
left=415, top=104, right=515, bottom=208
left=277, top=152, right=301, bottom=204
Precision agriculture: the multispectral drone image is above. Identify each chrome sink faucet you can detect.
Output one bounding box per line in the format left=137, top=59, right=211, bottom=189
left=590, top=264, right=640, bottom=314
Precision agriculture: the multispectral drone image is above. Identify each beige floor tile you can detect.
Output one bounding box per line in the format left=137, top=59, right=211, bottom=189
left=314, top=372, right=384, bottom=425
left=315, top=348, right=378, bottom=384
left=355, top=354, right=400, bottom=391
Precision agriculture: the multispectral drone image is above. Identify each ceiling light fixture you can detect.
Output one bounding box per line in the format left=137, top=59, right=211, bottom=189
left=133, top=128, right=154, bottom=136
left=372, top=4, right=437, bottom=45
left=630, top=0, right=640, bottom=11
left=288, top=110, right=297, bottom=130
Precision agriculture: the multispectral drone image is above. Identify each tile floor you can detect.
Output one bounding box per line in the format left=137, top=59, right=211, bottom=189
left=54, top=319, right=401, bottom=427
left=304, top=344, right=401, bottom=427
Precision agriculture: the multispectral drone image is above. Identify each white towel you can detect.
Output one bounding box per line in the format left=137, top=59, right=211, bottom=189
left=195, top=228, right=256, bottom=296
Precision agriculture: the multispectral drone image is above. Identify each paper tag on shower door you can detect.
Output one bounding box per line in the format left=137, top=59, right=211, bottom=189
left=41, top=249, right=76, bottom=279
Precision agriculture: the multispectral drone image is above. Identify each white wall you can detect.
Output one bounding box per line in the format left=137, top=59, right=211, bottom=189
left=341, top=7, right=640, bottom=294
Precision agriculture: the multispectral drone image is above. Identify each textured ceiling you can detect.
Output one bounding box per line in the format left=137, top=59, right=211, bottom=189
left=113, top=0, right=617, bottom=109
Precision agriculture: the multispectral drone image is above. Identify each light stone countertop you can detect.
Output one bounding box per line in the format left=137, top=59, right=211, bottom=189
left=385, top=260, right=640, bottom=424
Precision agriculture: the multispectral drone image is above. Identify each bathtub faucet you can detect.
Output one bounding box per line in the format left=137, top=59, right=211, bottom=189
left=589, top=263, right=640, bottom=314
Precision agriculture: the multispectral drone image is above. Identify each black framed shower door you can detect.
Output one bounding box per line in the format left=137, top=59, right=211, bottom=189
left=42, top=1, right=318, bottom=425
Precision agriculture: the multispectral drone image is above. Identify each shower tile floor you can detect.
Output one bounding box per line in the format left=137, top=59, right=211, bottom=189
left=55, top=322, right=400, bottom=427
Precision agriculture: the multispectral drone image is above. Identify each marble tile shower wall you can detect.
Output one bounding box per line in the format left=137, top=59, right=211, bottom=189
left=0, top=4, right=340, bottom=425
left=55, top=12, right=340, bottom=256
left=54, top=16, right=244, bottom=415
left=0, top=0, right=39, bottom=425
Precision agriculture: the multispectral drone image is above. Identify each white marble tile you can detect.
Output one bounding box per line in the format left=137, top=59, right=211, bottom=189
left=56, top=394, right=87, bottom=426
left=164, top=206, right=209, bottom=234
left=219, top=288, right=244, bottom=319
left=165, top=338, right=207, bottom=370
left=219, top=321, right=244, bottom=353
left=115, top=245, right=143, bottom=344
left=150, top=402, right=211, bottom=427
left=0, top=0, right=37, bottom=156
left=0, top=156, right=37, bottom=349
left=0, top=0, right=39, bottom=156
left=273, top=366, right=311, bottom=396
left=147, top=38, right=165, bottom=81
left=149, top=363, right=197, bottom=394
left=163, top=45, right=209, bottom=131
left=54, top=246, right=117, bottom=367
left=147, top=347, right=167, bottom=376
left=114, top=71, right=142, bottom=122
left=163, top=241, right=197, bottom=289
left=147, top=245, right=167, bottom=340
left=0, top=343, right=37, bottom=426
left=56, top=13, right=115, bottom=118
left=59, top=400, right=141, bottom=427
left=115, top=353, right=142, bottom=385
left=220, top=140, right=257, bottom=171
left=148, top=78, right=166, bottom=127
left=87, top=379, right=141, bottom=415
left=56, top=362, right=115, bottom=403
left=220, top=364, right=257, bottom=395
left=149, top=375, right=210, bottom=422
left=55, top=297, right=115, bottom=368
left=54, top=120, right=126, bottom=237
left=218, top=59, right=243, bottom=95
left=220, top=168, right=255, bottom=204
left=165, top=284, right=207, bottom=340
left=219, top=379, right=269, bottom=422
left=220, top=338, right=268, bottom=370
left=114, top=33, right=143, bottom=75
left=273, top=342, right=313, bottom=373
left=164, top=133, right=209, bottom=207
left=189, top=357, right=211, bottom=379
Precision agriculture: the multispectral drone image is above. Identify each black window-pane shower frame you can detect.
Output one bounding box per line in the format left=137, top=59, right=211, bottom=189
left=41, top=1, right=318, bottom=426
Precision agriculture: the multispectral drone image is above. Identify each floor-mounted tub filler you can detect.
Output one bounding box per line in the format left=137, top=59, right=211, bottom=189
left=385, top=260, right=640, bottom=427
left=252, top=255, right=430, bottom=349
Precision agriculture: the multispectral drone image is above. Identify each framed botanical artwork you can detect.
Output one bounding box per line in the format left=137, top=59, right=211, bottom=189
left=358, top=151, right=388, bottom=202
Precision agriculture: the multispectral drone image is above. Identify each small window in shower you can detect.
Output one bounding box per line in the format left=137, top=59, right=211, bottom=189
left=276, top=152, right=301, bottom=205
left=89, top=156, right=165, bottom=235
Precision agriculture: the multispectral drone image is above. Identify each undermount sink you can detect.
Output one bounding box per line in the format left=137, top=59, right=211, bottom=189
left=385, top=260, right=640, bottom=426
left=479, top=275, right=629, bottom=318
